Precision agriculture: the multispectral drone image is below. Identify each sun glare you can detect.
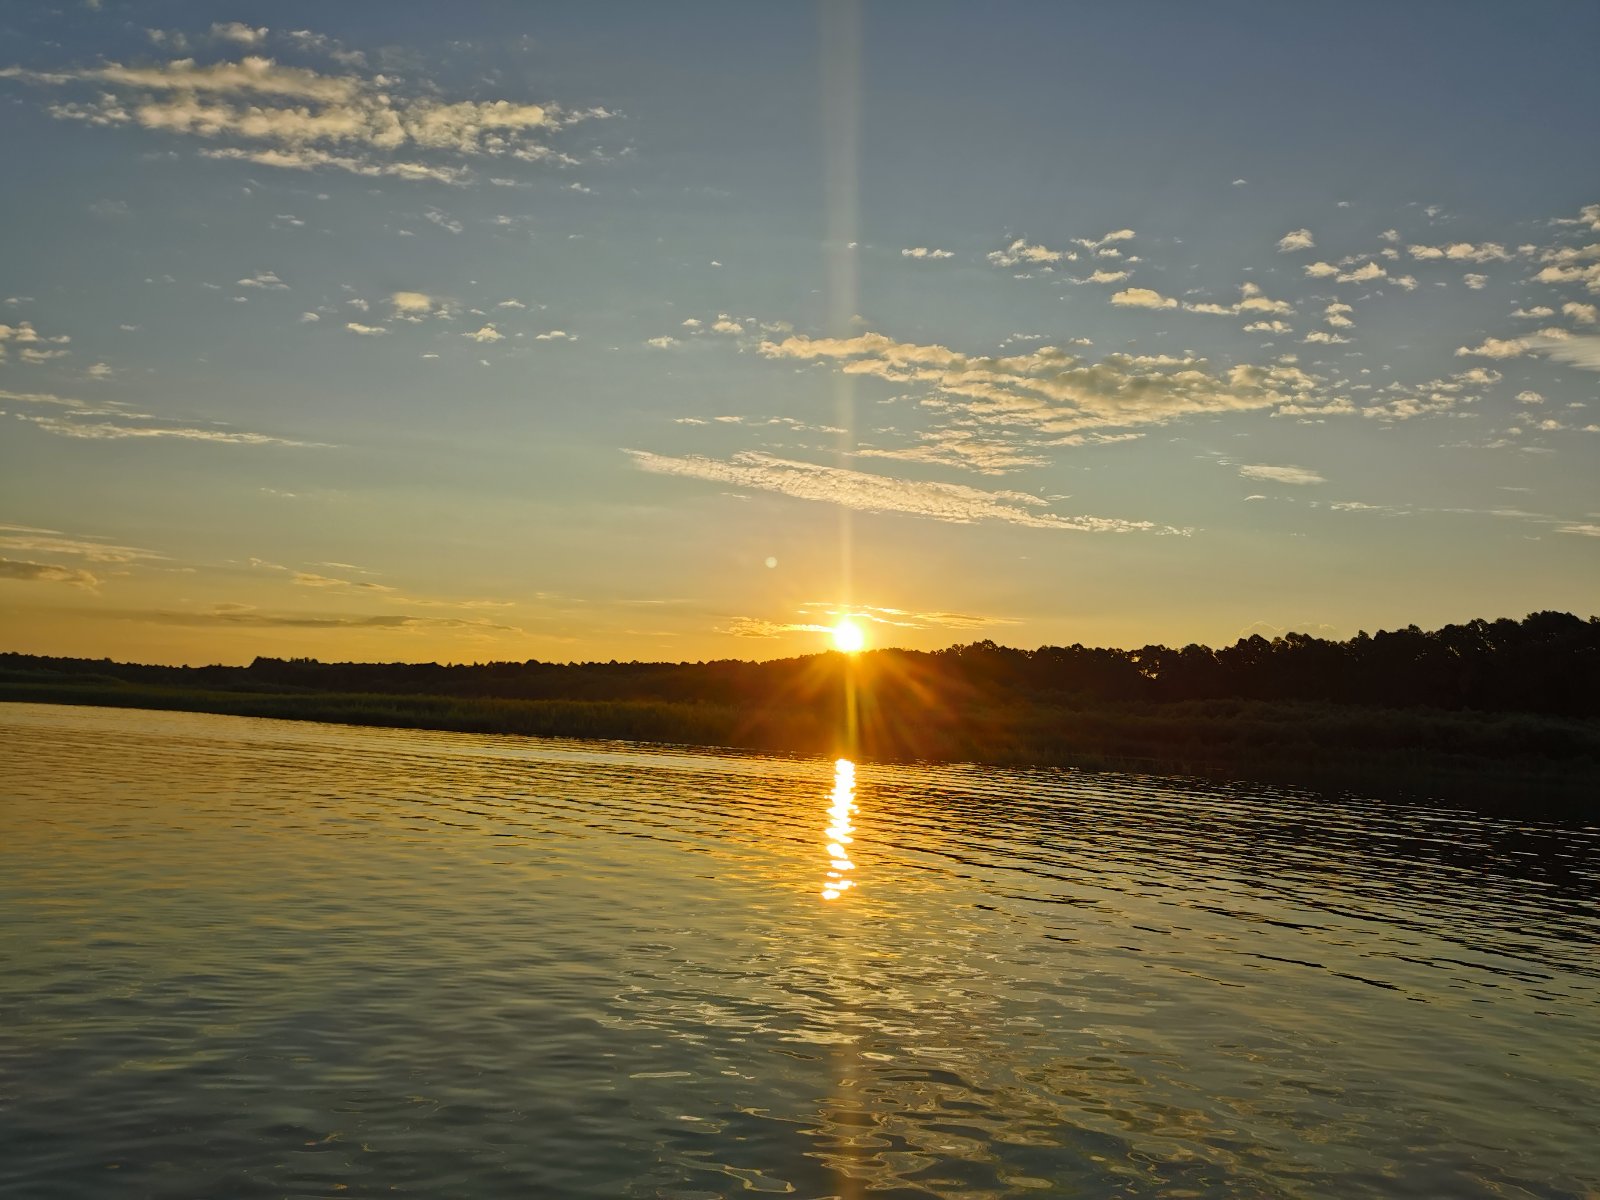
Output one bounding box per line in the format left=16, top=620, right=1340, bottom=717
left=832, top=619, right=866, bottom=653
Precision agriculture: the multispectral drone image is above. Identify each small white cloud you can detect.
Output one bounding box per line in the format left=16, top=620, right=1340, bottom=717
left=391, top=291, right=434, bottom=313
left=1110, top=287, right=1176, bottom=309
left=1337, top=261, right=1386, bottom=283
left=299, top=311, right=320, bottom=322
left=1084, top=269, right=1129, bottom=284
left=496, top=298, right=526, bottom=309
left=1463, top=273, right=1488, bottom=290
left=345, top=322, right=386, bottom=336
left=1563, top=301, right=1599, bottom=325
left=463, top=324, right=503, bottom=343
left=535, top=329, right=572, bottom=341
left=1304, top=330, right=1350, bottom=344
left=1303, top=261, right=1340, bottom=278
left=1511, top=306, right=1555, bottom=319
left=646, top=336, right=678, bottom=349
left=901, top=247, right=954, bottom=260
left=1244, top=320, right=1292, bottom=334
left=1516, top=390, right=1544, bottom=405
left=1455, top=336, right=1529, bottom=360
left=1276, top=228, right=1315, bottom=252
left=1238, top=463, right=1326, bottom=486
left=988, top=238, right=1065, bottom=267
left=211, top=21, right=267, bottom=45
left=237, top=270, right=287, bottom=289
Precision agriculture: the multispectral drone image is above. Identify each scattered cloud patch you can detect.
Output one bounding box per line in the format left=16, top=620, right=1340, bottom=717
left=1111, top=287, right=1176, bottom=309
left=1238, top=463, right=1326, bottom=486
left=988, top=238, right=1066, bottom=267
left=628, top=449, right=1176, bottom=533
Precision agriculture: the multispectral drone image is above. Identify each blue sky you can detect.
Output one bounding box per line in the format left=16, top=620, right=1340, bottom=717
left=2, top=2, right=1597, bottom=664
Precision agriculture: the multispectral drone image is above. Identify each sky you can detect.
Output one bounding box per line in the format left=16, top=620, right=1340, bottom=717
left=1, top=1, right=1598, bottom=666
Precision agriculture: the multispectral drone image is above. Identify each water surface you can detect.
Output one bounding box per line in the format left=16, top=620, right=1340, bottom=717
left=2, top=703, right=1596, bottom=1198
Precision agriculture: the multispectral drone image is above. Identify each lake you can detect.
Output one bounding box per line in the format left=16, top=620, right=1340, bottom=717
left=2, top=702, right=1596, bottom=1199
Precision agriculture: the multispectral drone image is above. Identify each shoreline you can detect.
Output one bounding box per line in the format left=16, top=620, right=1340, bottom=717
left=4, top=681, right=1596, bottom=815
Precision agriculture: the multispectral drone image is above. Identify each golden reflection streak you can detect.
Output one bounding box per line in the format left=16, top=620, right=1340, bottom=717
left=820, top=757, right=858, bottom=901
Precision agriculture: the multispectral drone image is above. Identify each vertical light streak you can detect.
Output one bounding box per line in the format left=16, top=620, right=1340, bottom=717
left=822, top=0, right=860, bottom=614
left=822, top=1, right=862, bottom=764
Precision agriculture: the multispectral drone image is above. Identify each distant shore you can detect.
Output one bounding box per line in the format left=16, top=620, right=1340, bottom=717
left=5, top=678, right=1596, bottom=812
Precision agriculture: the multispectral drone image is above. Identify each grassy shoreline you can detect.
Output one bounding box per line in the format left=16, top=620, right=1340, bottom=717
left=5, top=679, right=1596, bottom=813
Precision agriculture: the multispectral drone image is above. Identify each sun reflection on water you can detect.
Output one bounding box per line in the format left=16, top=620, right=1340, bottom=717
left=820, top=757, right=857, bottom=901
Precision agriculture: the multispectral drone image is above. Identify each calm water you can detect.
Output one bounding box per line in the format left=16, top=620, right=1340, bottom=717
left=2, top=703, right=1596, bottom=1199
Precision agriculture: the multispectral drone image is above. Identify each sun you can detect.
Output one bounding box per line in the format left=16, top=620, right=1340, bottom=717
left=831, top=618, right=866, bottom=653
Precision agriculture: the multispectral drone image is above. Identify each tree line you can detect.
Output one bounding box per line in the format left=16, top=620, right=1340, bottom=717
left=4, top=611, right=1596, bottom=718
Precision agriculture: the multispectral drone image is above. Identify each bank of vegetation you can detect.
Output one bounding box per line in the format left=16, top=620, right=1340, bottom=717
left=4, top=611, right=1597, bottom=808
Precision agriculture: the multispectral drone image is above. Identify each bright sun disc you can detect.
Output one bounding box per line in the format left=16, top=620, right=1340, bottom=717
left=832, top=619, right=866, bottom=653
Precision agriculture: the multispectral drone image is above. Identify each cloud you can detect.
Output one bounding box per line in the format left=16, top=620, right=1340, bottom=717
left=1277, top=228, right=1315, bottom=252
left=0, top=525, right=163, bottom=564
left=759, top=328, right=1330, bottom=435
left=1408, top=242, right=1513, bottom=263
left=14, top=411, right=328, bottom=446
left=1338, top=261, right=1386, bottom=283
left=1238, top=463, right=1326, bottom=486
left=1563, top=301, right=1599, bottom=325
left=1244, top=320, right=1292, bottom=334
left=724, top=617, right=835, bottom=638
left=901, top=247, right=954, bottom=260
left=1111, top=287, right=1176, bottom=309
left=390, top=290, right=436, bottom=315
left=1304, top=330, right=1350, bottom=344
left=1084, top=269, right=1129, bottom=284
left=1455, top=336, right=1530, bottom=359
left=646, top=335, right=679, bottom=349
left=0, top=557, right=98, bottom=587
left=3, top=49, right=610, bottom=184
left=1557, top=523, right=1600, bottom=537
left=345, top=321, right=386, bottom=336
left=0, top=386, right=85, bottom=409
left=237, top=270, right=286, bottom=289
left=1076, top=229, right=1135, bottom=249
left=535, top=329, right=572, bottom=341
left=1516, top=390, right=1544, bottom=405
left=628, top=449, right=1176, bottom=533
left=1532, top=257, right=1600, bottom=294
left=987, top=238, right=1066, bottom=267
left=211, top=22, right=268, bottom=46
left=462, top=323, right=503, bottom=343
left=135, top=605, right=519, bottom=631
left=855, top=428, right=1050, bottom=475
left=1538, top=333, right=1600, bottom=371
